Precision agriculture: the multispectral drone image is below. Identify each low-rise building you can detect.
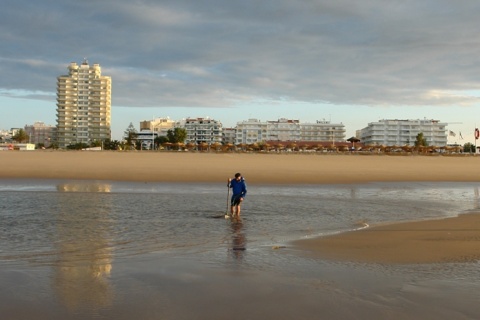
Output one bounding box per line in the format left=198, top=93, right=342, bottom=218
left=0, top=143, right=35, bottom=151
left=140, top=117, right=175, bottom=138
left=136, top=130, right=157, bottom=150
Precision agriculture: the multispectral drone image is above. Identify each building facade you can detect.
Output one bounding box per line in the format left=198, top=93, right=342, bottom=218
left=140, top=117, right=175, bottom=137
left=136, top=130, right=157, bottom=150
left=24, top=121, right=55, bottom=147
left=266, top=118, right=301, bottom=141
left=359, top=119, right=448, bottom=146
left=299, top=120, right=345, bottom=142
left=235, top=118, right=345, bottom=144
left=56, top=60, right=112, bottom=148
left=183, top=117, right=223, bottom=144
left=235, top=119, right=268, bottom=144
left=222, top=127, right=237, bottom=145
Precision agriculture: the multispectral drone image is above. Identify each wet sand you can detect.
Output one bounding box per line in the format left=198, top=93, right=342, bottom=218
left=2, top=150, right=480, bottom=265
left=295, top=213, right=480, bottom=264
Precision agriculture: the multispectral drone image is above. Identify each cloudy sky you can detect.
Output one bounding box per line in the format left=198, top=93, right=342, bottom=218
left=1, top=0, right=480, bottom=142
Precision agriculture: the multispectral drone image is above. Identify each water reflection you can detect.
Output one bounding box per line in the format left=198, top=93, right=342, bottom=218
left=53, top=183, right=113, bottom=310
left=57, top=182, right=112, bottom=193
left=350, top=187, right=356, bottom=199
left=474, top=187, right=479, bottom=210
left=230, top=218, right=246, bottom=261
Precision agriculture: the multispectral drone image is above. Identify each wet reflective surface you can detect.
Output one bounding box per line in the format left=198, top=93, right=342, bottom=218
left=1, top=180, right=479, bottom=319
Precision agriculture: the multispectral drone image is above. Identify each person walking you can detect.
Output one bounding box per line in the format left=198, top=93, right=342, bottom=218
left=228, top=173, right=247, bottom=217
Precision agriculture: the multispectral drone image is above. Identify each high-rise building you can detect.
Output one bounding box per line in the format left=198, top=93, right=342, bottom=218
left=56, top=59, right=111, bottom=148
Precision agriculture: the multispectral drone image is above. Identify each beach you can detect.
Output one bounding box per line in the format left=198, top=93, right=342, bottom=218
left=1, top=150, right=480, bottom=265
left=1, top=150, right=480, bottom=319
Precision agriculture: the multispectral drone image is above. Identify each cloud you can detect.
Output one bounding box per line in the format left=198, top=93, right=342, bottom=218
left=1, top=0, right=480, bottom=109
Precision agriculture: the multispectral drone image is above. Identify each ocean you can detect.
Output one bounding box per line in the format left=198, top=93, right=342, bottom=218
left=1, top=179, right=479, bottom=319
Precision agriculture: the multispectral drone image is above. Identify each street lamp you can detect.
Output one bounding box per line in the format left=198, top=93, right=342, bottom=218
left=151, top=117, right=155, bottom=150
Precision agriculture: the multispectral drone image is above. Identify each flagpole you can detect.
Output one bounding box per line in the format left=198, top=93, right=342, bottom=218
left=475, top=125, right=478, bottom=155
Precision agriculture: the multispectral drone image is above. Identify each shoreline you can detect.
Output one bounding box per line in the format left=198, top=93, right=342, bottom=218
left=2, top=150, right=480, bottom=265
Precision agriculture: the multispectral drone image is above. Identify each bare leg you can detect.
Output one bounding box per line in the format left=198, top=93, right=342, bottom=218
left=235, top=205, right=241, bottom=217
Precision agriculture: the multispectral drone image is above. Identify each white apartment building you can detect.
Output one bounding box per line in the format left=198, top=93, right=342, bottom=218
left=56, top=59, right=112, bottom=148
left=359, top=119, right=448, bottom=146
left=24, top=121, right=55, bottom=147
left=183, top=117, right=223, bottom=144
left=235, top=118, right=346, bottom=144
left=235, top=119, right=268, bottom=144
left=300, top=120, right=345, bottom=142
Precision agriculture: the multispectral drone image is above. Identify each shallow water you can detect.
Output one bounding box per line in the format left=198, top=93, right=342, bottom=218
left=1, top=179, right=479, bottom=319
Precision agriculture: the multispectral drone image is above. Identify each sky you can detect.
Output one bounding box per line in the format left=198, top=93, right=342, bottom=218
left=1, top=0, right=480, bottom=144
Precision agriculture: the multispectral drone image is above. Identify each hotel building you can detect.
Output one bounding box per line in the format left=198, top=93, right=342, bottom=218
left=55, top=60, right=111, bottom=148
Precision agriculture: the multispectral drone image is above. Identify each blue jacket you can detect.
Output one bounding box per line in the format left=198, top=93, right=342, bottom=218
left=230, top=178, right=247, bottom=198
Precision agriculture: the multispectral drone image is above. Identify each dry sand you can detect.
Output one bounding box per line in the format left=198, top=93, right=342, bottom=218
left=2, top=150, right=480, bottom=264
left=1, top=150, right=480, bottom=184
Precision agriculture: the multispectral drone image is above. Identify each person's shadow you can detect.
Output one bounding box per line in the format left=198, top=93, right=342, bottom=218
left=230, top=217, right=246, bottom=261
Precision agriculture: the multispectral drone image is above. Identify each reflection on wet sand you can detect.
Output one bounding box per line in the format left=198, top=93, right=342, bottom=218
left=53, top=183, right=113, bottom=310
left=230, top=218, right=246, bottom=260
left=57, top=182, right=112, bottom=193
left=474, top=187, right=479, bottom=209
